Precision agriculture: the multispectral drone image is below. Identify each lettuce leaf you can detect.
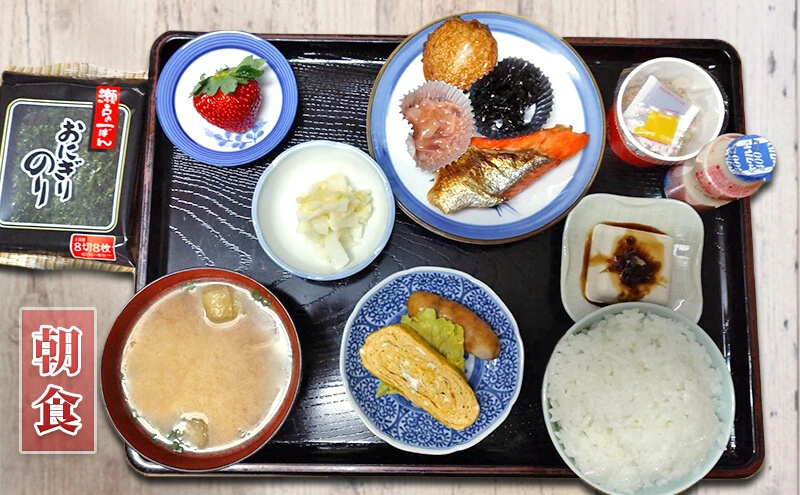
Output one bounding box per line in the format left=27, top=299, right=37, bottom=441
left=375, top=308, right=465, bottom=397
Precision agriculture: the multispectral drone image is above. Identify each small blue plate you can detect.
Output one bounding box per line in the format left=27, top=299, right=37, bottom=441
left=367, top=12, right=605, bottom=243
left=340, top=266, right=524, bottom=454
left=156, top=31, right=298, bottom=167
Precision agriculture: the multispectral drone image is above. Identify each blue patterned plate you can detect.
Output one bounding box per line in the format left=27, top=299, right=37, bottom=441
left=156, top=31, right=298, bottom=167
left=340, top=266, right=524, bottom=454
left=367, top=12, right=604, bottom=243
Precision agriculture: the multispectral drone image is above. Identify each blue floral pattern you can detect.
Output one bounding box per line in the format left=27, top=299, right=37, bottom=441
left=351, top=377, right=400, bottom=429
left=492, top=202, right=519, bottom=217
left=341, top=267, right=524, bottom=454
left=482, top=340, right=520, bottom=393
left=397, top=411, right=453, bottom=448
left=462, top=288, right=511, bottom=331
left=410, top=272, right=464, bottom=300
left=344, top=325, right=372, bottom=379
left=362, top=279, right=409, bottom=326
left=203, top=120, right=267, bottom=150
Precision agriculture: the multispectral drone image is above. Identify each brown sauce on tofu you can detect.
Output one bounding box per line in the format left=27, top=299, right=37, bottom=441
left=606, top=234, right=662, bottom=301
left=601, top=222, right=666, bottom=235
left=580, top=222, right=666, bottom=303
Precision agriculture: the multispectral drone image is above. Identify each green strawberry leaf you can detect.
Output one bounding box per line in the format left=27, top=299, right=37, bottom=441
left=204, top=77, right=222, bottom=96
left=218, top=76, right=238, bottom=94
left=191, top=55, right=264, bottom=97
left=235, top=66, right=264, bottom=79
left=190, top=73, right=208, bottom=96
left=237, top=55, right=264, bottom=69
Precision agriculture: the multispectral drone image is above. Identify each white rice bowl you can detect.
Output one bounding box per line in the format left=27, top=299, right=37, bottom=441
left=545, top=308, right=728, bottom=494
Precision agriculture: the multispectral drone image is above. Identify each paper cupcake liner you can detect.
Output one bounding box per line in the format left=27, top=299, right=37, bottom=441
left=400, top=81, right=474, bottom=172
left=469, top=58, right=553, bottom=139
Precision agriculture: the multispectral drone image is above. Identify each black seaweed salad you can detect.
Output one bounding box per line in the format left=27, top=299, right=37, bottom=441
left=469, top=58, right=553, bottom=139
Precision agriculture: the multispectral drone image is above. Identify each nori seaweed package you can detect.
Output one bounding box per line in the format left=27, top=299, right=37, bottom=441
left=0, top=64, right=147, bottom=271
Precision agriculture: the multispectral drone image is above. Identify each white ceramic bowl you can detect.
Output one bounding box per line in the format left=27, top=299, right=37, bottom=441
left=542, top=302, right=735, bottom=495
left=251, top=140, right=395, bottom=280
left=560, top=193, right=704, bottom=323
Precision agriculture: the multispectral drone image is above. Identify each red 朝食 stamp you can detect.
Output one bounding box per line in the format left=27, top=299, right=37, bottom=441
left=20, top=308, right=96, bottom=453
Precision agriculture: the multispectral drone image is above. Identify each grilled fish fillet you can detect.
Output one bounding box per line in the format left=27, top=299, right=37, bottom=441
left=359, top=324, right=479, bottom=430
left=428, top=125, right=590, bottom=214
left=428, top=146, right=554, bottom=213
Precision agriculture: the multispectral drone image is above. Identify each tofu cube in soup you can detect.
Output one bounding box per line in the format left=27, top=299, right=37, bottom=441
left=172, top=414, right=209, bottom=449
left=202, top=285, right=238, bottom=323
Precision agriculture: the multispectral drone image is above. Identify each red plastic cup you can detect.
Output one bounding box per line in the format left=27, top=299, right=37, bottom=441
left=608, top=57, right=725, bottom=167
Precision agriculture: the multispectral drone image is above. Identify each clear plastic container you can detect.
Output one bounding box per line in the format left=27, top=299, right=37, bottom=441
left=664, top=134, right=776, bottom=211
left=608, top=57, right=726, bottom=167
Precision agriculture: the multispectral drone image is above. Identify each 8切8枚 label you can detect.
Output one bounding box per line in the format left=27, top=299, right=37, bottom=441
left=70, top=234, right=116, bottom=261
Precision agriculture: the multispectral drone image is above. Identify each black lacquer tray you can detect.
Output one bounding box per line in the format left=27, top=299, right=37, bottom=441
left=129, top=32, right=764, bottom=478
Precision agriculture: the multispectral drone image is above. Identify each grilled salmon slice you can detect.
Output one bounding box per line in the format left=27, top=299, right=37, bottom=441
left=471, top=124, right=590, bottom=159
left=428, top=126, right=590, bottom=214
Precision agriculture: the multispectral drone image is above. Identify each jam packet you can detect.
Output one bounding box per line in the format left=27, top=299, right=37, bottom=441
left=0, top=64, right=148, bottom=271
left=622, top=75, right=699, bottom=157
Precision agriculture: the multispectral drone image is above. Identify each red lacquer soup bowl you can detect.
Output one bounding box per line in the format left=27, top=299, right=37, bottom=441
left=101, top=268, right=302, bottom=471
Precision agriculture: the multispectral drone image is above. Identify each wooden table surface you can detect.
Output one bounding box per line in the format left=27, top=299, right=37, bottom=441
left=0, top=0, right=797, bottom=493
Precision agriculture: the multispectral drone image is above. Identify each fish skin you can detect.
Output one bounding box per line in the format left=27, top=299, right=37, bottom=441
left=427, top=145, right=552, bottom=214
left=471, top=124, right=590, bottom=160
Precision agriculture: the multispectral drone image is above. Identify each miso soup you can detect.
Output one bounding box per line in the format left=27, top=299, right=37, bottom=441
left=120, top=281, right=292, bottom=453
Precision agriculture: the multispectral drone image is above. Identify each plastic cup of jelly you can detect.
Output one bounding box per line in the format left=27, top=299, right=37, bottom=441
left=608, top=57, right=726, bottom=167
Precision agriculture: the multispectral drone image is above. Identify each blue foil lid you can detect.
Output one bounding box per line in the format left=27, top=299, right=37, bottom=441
left=724, top=135, right=776, bottom=182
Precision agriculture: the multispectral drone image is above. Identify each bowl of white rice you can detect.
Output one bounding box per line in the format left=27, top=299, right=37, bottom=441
left=542, top=302, right=735, bottom=495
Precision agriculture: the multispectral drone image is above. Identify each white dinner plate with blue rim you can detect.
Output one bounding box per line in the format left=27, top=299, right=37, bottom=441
left=367, top=12, right=605, bottom=243
left=340, top=266, right=524, bottom=454
left=156, top=31, right=298, bottom=166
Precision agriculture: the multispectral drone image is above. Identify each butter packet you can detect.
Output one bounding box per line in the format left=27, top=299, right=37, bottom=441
left=622, top=75, right=699, bottom=157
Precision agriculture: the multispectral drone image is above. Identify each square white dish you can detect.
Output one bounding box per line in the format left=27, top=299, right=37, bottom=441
left=560, top=193, right=704, bottom=322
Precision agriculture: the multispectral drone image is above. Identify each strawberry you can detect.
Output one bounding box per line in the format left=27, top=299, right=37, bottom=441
left=191, top=55, right=266, bottom=133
